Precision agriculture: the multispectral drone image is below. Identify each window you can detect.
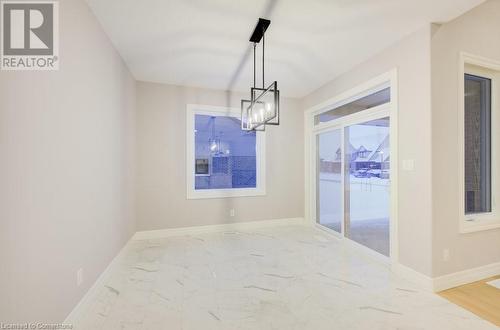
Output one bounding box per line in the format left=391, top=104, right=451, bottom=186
left=186, top=105, right=265, bottom=199
left=314, top=87, right=390, bottom=125
left=459, top=53, right=500, bottom=233
left=464, top=74, right=491, bottom=214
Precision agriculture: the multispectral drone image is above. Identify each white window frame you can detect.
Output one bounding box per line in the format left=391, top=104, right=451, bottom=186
left=458, top=52, right=500, bottom=233
left=186, top=104, right=266, bottom=199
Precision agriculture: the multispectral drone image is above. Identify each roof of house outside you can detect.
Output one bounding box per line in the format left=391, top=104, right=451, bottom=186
left=324, top=134, right=390, bottom=163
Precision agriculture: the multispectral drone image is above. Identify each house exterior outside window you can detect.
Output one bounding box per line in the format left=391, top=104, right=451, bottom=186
left=186, top=105, right=266, bottom=199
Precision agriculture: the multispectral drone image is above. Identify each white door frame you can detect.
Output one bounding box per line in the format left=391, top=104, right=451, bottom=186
left=304, top=69, right=399, bottom=264
left=313, top=123, right=344, bottom=239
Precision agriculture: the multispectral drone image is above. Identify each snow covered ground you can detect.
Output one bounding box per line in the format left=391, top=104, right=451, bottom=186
left=318, top=173, right=391, bottom=255
left=318, top=173, right=390, bottom=223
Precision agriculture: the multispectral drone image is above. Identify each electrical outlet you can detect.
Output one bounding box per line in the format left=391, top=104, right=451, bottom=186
left=77, top=268, right=84, bottom=287
left=230, top=209, right=235, bottom=217
left=443, top=249, right=450, bottom=262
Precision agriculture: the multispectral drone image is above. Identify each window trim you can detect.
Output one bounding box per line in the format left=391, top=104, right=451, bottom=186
left=304, top=69, right=400, bottom=264
left=313, top=81, right=390, bottom=130
left=186, top=104, right=266, bottom=199
left=458, top=52, right=500, bottom=233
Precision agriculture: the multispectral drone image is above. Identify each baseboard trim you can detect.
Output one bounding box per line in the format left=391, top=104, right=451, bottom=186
left=132, top=217, right=305, bottom=240
left=63, top=238, right=132, bottom=325
left=392, top=263, right=434, bottom=292
left=392, top=261, right=500, bottom=292
left=432, top=261, right=500, bottom=292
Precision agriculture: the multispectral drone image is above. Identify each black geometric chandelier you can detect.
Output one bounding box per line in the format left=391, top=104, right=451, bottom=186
left=241, top=18, right=280, bottom=131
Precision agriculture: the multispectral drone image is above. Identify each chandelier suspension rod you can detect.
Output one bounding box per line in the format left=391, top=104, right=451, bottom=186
left=253, top=43, right=256, bottom=89
left=262, top=33, right=265, bottom=88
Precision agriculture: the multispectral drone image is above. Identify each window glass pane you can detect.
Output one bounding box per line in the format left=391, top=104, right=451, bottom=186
left=464, top=74, right=492, bottom=214
left=345, top=117, right=390, bottom=256
left=194, top=114, right=257, bottom=190
left=315, top=87, right=390, bottom=125
left=316, top=129, right=342, bottom=233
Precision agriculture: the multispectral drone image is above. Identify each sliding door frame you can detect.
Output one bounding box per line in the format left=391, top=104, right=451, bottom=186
left=315, top=124, right=344, bottom=238
left=304, top=69, right=399, bottom=264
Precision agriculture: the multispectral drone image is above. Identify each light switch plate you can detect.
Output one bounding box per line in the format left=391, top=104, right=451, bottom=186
left=402, top=159, right=415, bottom=171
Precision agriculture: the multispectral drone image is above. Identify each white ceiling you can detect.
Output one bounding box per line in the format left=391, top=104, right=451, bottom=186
left=85, top=0, right=485, bottom=98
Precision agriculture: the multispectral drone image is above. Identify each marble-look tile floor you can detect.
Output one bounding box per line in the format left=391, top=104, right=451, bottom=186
left=74, top=225, right=498, bottom=330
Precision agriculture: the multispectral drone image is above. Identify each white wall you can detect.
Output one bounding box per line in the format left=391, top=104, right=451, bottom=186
left=136, top=81, right=304, bottom=230
left=0, top=0, right=136, bottom=322
left=302, top=27, right=434, bottom=276
left=431, top=0, right=500, bottom=277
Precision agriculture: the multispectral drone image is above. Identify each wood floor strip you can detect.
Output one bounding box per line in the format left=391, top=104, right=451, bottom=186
left=439, top=275, right=500, bottom=327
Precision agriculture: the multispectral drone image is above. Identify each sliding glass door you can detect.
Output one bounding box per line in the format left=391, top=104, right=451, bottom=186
left=317, top=129, right=342, bottom=234
left=344, top=117, right=390, bottom=256
left=315, top=115, right=391, bottom=257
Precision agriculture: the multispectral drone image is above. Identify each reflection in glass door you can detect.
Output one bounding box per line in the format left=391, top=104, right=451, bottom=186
left=344, top=117, right=390, bottom=256
left=317, top=129, right=342, bottom=233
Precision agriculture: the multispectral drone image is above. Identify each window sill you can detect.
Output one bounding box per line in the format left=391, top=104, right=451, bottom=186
left=187, top=188, right=266, bottom=200
left=460, top=220, right=500, bottom=234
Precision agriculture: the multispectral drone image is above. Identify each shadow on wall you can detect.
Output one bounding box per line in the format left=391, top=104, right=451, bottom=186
left=215, top=0, right=278, bottom=224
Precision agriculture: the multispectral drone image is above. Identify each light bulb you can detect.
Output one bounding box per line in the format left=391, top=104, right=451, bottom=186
left=265, top=102, right=272, bottom=112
